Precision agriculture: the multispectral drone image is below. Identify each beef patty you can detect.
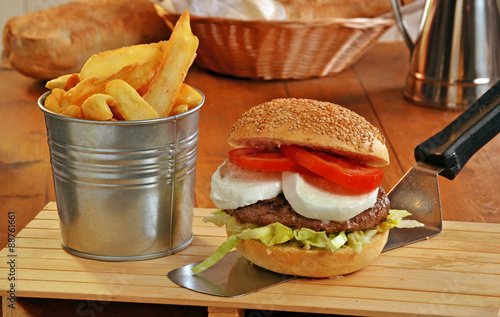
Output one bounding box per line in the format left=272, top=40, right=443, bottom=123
left=225, top=187, right=390, bottom=233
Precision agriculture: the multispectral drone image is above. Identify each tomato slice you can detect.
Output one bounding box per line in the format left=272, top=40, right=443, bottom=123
left=281, top=145, right=384, bottom=191
left=228, top=148, right=309, bottom=172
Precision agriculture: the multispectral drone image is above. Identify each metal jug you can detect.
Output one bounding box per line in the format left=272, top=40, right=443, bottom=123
left=391, top=0, right=500, bottom=110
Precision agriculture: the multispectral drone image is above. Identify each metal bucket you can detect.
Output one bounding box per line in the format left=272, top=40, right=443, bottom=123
left=38, top=91, right=204, bottom=261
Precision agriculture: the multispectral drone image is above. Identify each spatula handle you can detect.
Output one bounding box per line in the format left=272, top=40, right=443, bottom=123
left=414, top=80, right=500, bottom=180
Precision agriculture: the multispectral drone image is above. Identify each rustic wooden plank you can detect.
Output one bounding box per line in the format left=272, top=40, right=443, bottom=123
left=11, top=228, right=60, bottom=240
left=429, top=229, right=500, bottom=244
left=24, top=219, right=59, bottom=229
left=7, top=280, right=498, bottom=317
left=1, top=223, right=500, bottom=316
left=0, top=268, right=182, bottom=288
left=0, top=256, right=199, bottom=275
left=41, top=202, right=58, bottom=210
left=194, top=208, right=215, bottom=216
left=404, top=237, right=500, bottom=254
left=2, top=264, right=498, bottom=306
left=11, top=238, right=61, bottom=249
left=2, top=249, right=498, bottom=293
left=443, top=221, right=500, bottom=233
left=192, top=226, right=227, bottom=237
left=12, top=259, right=488, bottom=295
left=383, top=246, right=500, bottom=264
left=279, top=279, right=500, bottom=307
left=322, top=266, right=500, bottom=297
left=33, top=209, right=59, bottom=220
left=208, top=306, right=244, bottom=317
left=373, top=254, right=500, bottom=275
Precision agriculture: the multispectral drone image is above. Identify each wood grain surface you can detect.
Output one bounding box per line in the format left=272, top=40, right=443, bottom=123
left=0, top=204, right=499, bottom=316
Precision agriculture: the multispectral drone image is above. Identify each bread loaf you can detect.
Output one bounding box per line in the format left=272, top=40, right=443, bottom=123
left=275, top=0, right=417, bottom=19
left=2, top=0, right=170, bottom=80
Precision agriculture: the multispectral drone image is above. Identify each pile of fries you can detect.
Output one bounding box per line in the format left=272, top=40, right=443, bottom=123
left=44, top=11, right=202, bottom=121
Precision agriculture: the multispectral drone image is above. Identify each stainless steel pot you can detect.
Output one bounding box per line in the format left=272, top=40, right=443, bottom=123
left=391, top=0, right=500, bottom=110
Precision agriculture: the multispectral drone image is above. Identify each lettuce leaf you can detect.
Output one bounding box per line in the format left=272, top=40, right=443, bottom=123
left=294, top=228, right=348, bottom=251
left=237, top=222, right=293, bottom=246
left=191, top=233, right=241, bottom=274
left=347, top=229, right=377, bottom=253
left=191, top=209, right=422, bottom=274
left=390, top=209, right=425, bottom=228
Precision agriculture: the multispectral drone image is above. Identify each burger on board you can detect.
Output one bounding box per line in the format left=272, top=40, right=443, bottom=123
left=194, top=98, right=421, bottom=278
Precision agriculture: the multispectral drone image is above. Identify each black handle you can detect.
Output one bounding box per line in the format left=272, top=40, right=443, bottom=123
left=414, top=80, right=500, bottom=180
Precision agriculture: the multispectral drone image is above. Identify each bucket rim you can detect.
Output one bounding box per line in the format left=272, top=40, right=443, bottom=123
left=38, top=88, right=205, bottom=125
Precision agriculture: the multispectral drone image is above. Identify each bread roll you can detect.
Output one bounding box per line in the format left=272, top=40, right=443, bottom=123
left=2, top=0, right=170, bottom=80
left=276, top=0, right=417, bottom=19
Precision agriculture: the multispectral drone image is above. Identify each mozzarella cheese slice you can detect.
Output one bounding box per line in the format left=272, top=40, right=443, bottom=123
left=210, top=160, right=282, bottom=210
left=282, top=172, right=379, bottom=222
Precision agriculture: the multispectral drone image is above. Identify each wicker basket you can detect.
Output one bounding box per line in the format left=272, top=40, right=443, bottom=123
left=160, top=12, right=395, bottom=80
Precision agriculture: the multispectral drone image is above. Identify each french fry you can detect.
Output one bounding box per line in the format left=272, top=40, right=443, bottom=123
left=46, top=74, right=74, bottom=90
left=44, top=94, right=61, bottom=113
left=51, top=88, right=66, bottom=103
left=105, top=79, right=159, bottom=121
left=136, top=83, right=149, bottom=96
left=143, top=10, right=198, bottom=117
left=167, top=84, right=202, bottom=115
left=63, top=77, right=107, bottom=108
left=80, top=42, right=168, bottom=90
left=116, top=59, right=159, bottom=91
left=61, top=105, right=83, bottom=119
left=169, top=104, right=189, bottom=116
left=43, top=88, right=68, bottom=113
left=81, top=94, right=116, bottom=121
left=63, top=63, right=143, bottom=109
left=64, top=73, right=80, bottom=91
left=173, top=84, right=203, bottom=109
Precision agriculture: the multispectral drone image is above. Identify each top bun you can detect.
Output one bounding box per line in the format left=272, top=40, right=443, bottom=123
left=228, top=98, right=389, bottom=167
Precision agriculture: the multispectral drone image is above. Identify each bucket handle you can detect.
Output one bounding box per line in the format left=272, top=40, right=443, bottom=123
left=390, top=0, right=415, bottom=51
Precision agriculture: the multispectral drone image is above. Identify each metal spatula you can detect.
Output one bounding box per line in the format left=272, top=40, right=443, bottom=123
left=383, top=80, right=500, bottom=251
left=168, top=250, right=296, bottom=297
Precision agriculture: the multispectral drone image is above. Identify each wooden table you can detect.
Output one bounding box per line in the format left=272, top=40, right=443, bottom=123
left=0, top=42, right=499, bottom=316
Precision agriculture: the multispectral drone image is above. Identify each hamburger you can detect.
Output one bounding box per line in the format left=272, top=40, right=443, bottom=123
left=193, top=98, right=417, bottom=278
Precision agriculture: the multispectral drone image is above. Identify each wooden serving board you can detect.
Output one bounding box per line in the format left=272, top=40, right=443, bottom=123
left=1, top=203, right=499, bottom=317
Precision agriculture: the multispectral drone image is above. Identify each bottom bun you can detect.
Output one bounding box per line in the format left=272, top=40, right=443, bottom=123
left=231, top=230, right=389, bottom=278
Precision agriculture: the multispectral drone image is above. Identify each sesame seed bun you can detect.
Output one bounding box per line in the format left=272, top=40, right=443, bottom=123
left=228, top=98, right=389, bottom=167
left=229, top=229, right=389, bottom=278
